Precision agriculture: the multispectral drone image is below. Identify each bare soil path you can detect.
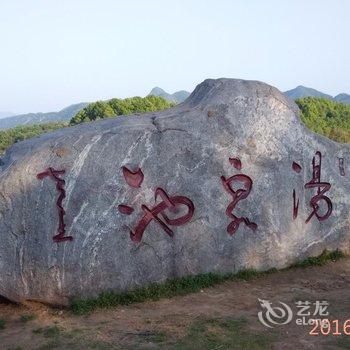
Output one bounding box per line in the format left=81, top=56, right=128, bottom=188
left=1, top=258, right=350, bottom=349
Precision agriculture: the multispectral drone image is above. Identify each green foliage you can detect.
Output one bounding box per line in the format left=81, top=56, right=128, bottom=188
left=70, top=249, right=344, bottom=315
left=297, top=97, right=350, bottom=143
left=20, top=314, right=36, bottom=322
left=70, top=95, right=174, bottom=125
left=289, top=249, right=343, bottom=268
left=33, top=326, right=61, bottom=338
left=0, top=122, right=66, bottom=156
left=0, top=95, right=172, bottom=155
left=70, top=101, right=115, bottom=124
left=0, top=318, right=5, bottom=330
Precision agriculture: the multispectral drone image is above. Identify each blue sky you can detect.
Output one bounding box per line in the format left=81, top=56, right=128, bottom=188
left=0, top=0, right=349, bottom=114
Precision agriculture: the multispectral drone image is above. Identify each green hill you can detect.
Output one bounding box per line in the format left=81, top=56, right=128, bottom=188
left=296, top=97, right=350, bottom=143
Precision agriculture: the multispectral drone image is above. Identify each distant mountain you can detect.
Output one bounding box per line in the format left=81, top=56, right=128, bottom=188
left=284, top=86, right=350, bottom=105
left=150, top=85, right=350, bottom=105
left=0, top=111, right=14, bottom=119
left=0, top=102, right=89, bottom=129
left=284, top=86, right=333, bottom=100
left=172, top=90, right=191, bottom=103
left=334, top=93, right=350, bottom=104
left=148, top=87, right=190, bottom=103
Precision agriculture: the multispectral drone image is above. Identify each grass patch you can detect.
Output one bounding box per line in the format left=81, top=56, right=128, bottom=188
left=36, top=327, right=119, bottom=350
left=152, top=331, right=167, bottom=343
left=141, top=330, right=167, bottom=343
left=33, top=325, right=61, bottom=338
left=290, top=249, right=343, bottom=268
left=170, top=317, right=276, bottom=350
left=71, top=249, right=344, bottom=315
left=0, top=318, right=5, bottom=330
left=20, top=314, right=36, bottom=322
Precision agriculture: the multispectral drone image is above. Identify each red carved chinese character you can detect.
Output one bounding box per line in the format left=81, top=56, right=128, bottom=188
left=37, top=167, right=73, bottom=243
left=292, top=161, right=302, bottom=219
left=118, top=166, right=194, bottom=243
left=304, top=151, right=332, bottom=223
left=122, top=166, right=144, bottom=187
left=229, top=157, right=242, bottom=170
left=292, top=161, right=302, bottom=173
left=221, top=158, right=257, bottom=235
left=292, top=189, right=299, bottom=220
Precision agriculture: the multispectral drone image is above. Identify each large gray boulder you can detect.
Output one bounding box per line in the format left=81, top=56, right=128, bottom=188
left=1, top=78, right=349, bottom=306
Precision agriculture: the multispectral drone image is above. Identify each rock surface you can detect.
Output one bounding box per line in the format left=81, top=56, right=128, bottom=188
left=1, top=78, right=350, bottom=306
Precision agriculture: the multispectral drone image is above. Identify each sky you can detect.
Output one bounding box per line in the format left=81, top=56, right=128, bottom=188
left=0, top=0, right=349, bottom=114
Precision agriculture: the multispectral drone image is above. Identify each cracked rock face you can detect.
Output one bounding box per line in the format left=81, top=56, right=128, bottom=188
left=1, top=78, right=350, bottom=305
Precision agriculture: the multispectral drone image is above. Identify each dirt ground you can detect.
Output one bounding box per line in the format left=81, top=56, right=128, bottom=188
left=1, top=258, right=350, bottom=350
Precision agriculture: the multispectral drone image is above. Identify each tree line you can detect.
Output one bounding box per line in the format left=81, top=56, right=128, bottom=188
left=0, top=122, right=66, bottom=156
left=69, top=95, right=174, bottom=125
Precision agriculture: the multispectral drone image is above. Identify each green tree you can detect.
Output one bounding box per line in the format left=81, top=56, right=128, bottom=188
left=0, top=122, right=66, bottom=155
left=71, top=101, right=115, bottom=125
left=296, top=97, right=350, bottom=143
left=70, top=96, right=174, bottom=125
